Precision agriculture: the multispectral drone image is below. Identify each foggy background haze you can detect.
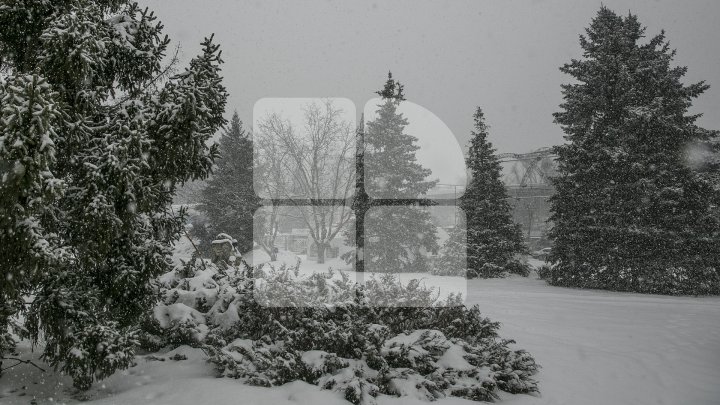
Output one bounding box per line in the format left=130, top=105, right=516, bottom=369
left=142, top=0, right=720, bottom=157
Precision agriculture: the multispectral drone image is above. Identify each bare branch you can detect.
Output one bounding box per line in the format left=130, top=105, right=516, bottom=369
left=254, top=99, right=356, bottom=261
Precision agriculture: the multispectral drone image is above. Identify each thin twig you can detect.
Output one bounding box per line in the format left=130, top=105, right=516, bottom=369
left=170, top=205, right=207, bottom=270
left=1, top=357, right=46, bottom=373
left=107, top=43, right=181, bottom=110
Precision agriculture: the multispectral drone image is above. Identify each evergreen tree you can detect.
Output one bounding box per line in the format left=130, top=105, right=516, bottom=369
left=700, top=134, right=720, bottom=201
left=0, top=0, right=227, bottom=387
left=458, top=108, right=527, bottom=278
left=0, top=74, right=66, bottom=375
left=548, top=7, right=720, bottom=294
left=434, top=220, right=467, bottom=276
left=359, top=73, right=439, bottom=272
left=345, top=115, right=369, bottom=271
left=202, top=111, right=259, bottom=253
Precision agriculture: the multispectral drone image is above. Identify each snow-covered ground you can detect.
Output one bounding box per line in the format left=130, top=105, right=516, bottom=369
left=2, top=264, right=719, bottom=405
left=467, top=274, right=720, bottom=405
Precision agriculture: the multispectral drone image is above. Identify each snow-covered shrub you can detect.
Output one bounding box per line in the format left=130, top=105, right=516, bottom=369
left=432, top=255, right=530, bottom=279
left=547, top=262, right=720, bottom=295
left=535, top=265, right=553, bottom=280
left=504, top=261, right=531, bottom=277
left=52, top=322, right=139, bottom=391
left=147, top=258, right=539, bottom=404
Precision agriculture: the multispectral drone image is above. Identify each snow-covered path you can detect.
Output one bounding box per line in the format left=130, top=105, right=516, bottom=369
left=1, top=273, right=719, bottom=405
left=466, top=275, right=720, bottom=405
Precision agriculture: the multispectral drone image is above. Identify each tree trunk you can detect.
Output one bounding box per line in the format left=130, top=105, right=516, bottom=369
left=264, top=244, right=277, bottom=261
left=317, top=242, right=326, bottom=264
left=527, top=209, right=534, bottom=242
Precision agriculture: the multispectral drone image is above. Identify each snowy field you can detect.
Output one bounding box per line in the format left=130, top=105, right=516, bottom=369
left=466, top=274, right=720, bottom=405
left=2, top=263, right=719, bottom=405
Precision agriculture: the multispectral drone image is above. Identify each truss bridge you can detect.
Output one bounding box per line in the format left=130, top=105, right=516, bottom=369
left=498, top=147, right=557, bottom=247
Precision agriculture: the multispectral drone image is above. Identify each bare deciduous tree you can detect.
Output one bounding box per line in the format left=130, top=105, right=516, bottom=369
left=255, top=100, right=355, bottom=263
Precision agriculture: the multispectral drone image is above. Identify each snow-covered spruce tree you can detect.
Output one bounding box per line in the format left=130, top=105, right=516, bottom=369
left=0, top=0, right=227, bottom=388
left=437, top=109, right=527, bottom=278
left=202, top=111, right=260, bottom=254
left=343, top=115, right=370, bottom=271
left=347, top=73, right=439, bottom=272
left=699, top=133, right=720, bottom=203
left=548, top=7, right=720, bottom=294
left=434, top=221, right=467, bottom=277
left=0, top=74, right=66, bottom=375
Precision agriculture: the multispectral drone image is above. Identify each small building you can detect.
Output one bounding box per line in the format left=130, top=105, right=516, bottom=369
left=274, top=228, right=347, bottom=260
left=275, top=228, right=311, bottom=254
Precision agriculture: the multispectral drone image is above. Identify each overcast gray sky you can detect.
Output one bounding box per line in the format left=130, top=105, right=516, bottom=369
left=142, top=0, right=720, bottom=155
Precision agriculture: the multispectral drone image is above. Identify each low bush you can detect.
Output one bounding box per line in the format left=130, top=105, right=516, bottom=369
left=144, top=258, right=539, bottom=404
left=544, top=261, right=720, bottom=295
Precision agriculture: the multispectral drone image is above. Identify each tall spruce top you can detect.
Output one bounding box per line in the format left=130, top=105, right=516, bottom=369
left=376, top=71, right=406, bottom=103
left=555, top=6, right=711, bottom=151
left=465, top=107, right=503, bottom=193
left=364, top=101, right=436, bottom=198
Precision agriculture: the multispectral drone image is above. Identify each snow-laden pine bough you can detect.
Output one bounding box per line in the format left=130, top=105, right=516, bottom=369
left=143, top=259, right=539, bottom=404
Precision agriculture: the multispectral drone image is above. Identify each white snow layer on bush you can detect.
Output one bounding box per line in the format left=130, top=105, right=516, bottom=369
left=146, top=259, right=538, bottom=404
